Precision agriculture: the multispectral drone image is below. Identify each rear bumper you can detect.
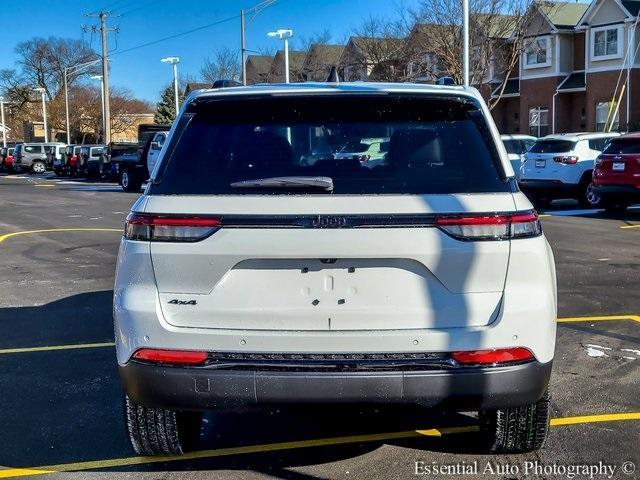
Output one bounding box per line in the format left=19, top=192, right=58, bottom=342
left=119, top=359, right=552, bottom=411
left=594, top=184, right=640, bottom=198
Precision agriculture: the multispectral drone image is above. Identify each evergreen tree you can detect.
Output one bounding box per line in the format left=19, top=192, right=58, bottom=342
left=154, top=85, right=184, bottom=124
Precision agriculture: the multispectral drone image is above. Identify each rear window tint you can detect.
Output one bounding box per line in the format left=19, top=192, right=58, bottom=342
left=150, top=95, right=509, bottom=195
left=24, top=145, right=42, bottom=153
left=529, top=140, right=576, bottom=154
left=502, top=139, right=524, bottom=155
left=601, top=139, right=640, bottom=154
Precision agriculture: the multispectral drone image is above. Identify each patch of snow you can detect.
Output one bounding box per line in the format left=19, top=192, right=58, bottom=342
left=585, top=347, right=608, bottom=358
left=621, top=349, right=640, bottom=356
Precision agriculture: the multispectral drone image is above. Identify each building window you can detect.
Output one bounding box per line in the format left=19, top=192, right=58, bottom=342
left=595, top=101, right=619, bottom=132
left=525, top=37, right=551, bottom=68
left=591, top=26, right=622, bottom=61
left=529, top=107, right=549, bottom=137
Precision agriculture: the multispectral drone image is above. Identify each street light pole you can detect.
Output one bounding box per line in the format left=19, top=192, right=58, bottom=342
left=161, top=57, right=180, bottom=118
left=33, top=88, right=48, bottom=143
left=0, top=97, right=6, bottom=148
left=267, top=29, right=294, bottom=83
left=64, top=71, right=70, bottom=143
left=241, top=9, right=247, bottom=85
left=64, top=59, right=101, bottom=144
left=463, top=0, right=470, bottom=87
left=91, top=75, right=105, bottom=142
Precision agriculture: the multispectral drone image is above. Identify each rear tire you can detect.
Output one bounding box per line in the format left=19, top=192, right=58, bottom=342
left=31, top=161, right=46, bottom=174
left=120, top=168, right=143, bottom=192
left=124, top=395, right=201, bottom=456
left=580, top=180, right=601, bottom=207
left=479, top=389, right=551, bottom=453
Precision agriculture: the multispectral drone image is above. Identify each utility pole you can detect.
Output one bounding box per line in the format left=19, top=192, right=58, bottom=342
left=240, top=0, right=277, bottom=85
left=100, top=12, right=112, bottom=145
left=85, top=11, right=118, bottom=144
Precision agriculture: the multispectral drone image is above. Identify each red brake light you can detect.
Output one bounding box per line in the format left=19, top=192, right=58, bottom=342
left=125, top=213, right=221, bottom=242
left=452, top=347, right=534, bottom=366
left=132, top=348, right=208, bottom=366
left=436, top=212, right=541, bottom=240
left=553, top=155, right=579, bottom=164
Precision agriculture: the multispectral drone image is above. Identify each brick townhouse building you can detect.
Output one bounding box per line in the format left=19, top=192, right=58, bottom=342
left=492, top=0, right=640, bottom=135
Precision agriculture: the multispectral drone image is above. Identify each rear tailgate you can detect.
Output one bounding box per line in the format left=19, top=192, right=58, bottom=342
left=597, top=154, right=640, bottom=184
left=145, top=194, right=514, bottom=331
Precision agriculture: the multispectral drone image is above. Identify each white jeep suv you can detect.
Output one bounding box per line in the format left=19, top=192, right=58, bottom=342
left=520, top=133, right=619, bottom=207
left=114, top=83, right=557, bottom=456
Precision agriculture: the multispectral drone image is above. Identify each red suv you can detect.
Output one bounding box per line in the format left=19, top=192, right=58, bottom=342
left=593, top=133, right=640, bottom=212
left=1, top=146, right=15, bottom=172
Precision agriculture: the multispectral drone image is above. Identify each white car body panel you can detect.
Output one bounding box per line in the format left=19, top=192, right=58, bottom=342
left=114, top=83, right=555, bottom=372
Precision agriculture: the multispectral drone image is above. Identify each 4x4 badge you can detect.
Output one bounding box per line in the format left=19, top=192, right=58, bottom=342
left=168, top=299, right=197, bottom=305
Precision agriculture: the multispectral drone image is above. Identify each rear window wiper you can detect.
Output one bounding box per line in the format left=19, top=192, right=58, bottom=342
left=230, top=176, right=334, bottom=192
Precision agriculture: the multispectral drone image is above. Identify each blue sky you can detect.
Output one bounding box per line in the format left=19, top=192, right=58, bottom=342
left=0, top=0, right=420, bottom=104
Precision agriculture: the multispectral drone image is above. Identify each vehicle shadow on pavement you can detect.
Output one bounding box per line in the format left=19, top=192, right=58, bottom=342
left=0, top=291, right=490, bottom=472
left=0, top=290, right=114, bottom=349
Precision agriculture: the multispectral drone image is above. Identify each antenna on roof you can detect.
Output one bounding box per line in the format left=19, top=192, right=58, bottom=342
left=326, top=65, right=339, bottom=83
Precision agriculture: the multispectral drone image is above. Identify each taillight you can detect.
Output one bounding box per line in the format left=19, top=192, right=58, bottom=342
left=436, top=212, right=541, bottom=241
left=553, top=155, right=579, bottom=164
left=452, top=347, right=534, bottom=366
left=125, top=213, right=221, bottom=242
left=132, top=348, right=208, bottom=366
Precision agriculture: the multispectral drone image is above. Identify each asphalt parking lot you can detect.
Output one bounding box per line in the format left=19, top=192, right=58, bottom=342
left=0, top=172, right=639, bottom=479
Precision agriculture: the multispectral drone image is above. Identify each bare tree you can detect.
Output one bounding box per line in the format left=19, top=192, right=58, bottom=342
left=342, top=15, right=408, bottom=82
left=295, top=29, right=332, bottom=52
left=14, top=37, right=98, bottom=100
left=201, top=47, right=241, bottom=82
left=410, top=0, right=550, bottom=109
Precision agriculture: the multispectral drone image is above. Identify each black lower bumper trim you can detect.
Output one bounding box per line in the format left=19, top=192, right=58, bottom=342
left=120, top=359, right=552, bottom=412
left=519, top=180, right=578, bottom=194
left=594, top=184, right=640, bottom=197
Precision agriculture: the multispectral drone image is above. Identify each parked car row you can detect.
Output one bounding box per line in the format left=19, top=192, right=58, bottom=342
left=501, top=132, right=637, bottom=211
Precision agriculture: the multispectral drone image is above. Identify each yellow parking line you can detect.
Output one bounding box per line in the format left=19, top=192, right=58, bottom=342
left=557, top=314, right=640, bottom=324
left=620, top=224, right=640, bottom=229
left=550, top=412, right=640, bottom=426
left=0, top=412, right=637, bottom=477
left=0, top=342, right=115, bottom=355
left=0, top=228, right=121, bottom=244
left=538, top=214, right=551, bottom=218
left=0, top=468, right=55, bottom=478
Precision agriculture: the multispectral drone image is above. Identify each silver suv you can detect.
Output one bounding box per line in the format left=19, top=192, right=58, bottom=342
left=14, top=142, right=65, bottom=173
left=115, top=83, right=557, bottom=456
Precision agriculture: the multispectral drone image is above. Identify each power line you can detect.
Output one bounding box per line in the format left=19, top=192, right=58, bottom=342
left=110, top=13, right=240, bottom=57
left=117, top=0, right=163, bottom=17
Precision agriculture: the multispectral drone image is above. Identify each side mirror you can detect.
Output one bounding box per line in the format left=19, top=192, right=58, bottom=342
left=151, top=141, right=160, bottom=151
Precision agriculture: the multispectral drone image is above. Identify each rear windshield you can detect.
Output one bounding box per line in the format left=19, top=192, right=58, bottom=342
left=150, top=95, right=508, bottom=195
left=502, top=139, right=524, bottom=155
left=601, top=139, right=640, bottom=154
left=529, top=139, right=576, bottom=154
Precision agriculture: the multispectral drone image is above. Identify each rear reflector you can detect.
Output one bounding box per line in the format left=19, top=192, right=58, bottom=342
left=436, top=212, right=541, bottom=241
left=132, top=348, right=208, bottom=366
left=125, top=213, right=221, bottom=242
left=452, top=347, right=534, bottom=366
